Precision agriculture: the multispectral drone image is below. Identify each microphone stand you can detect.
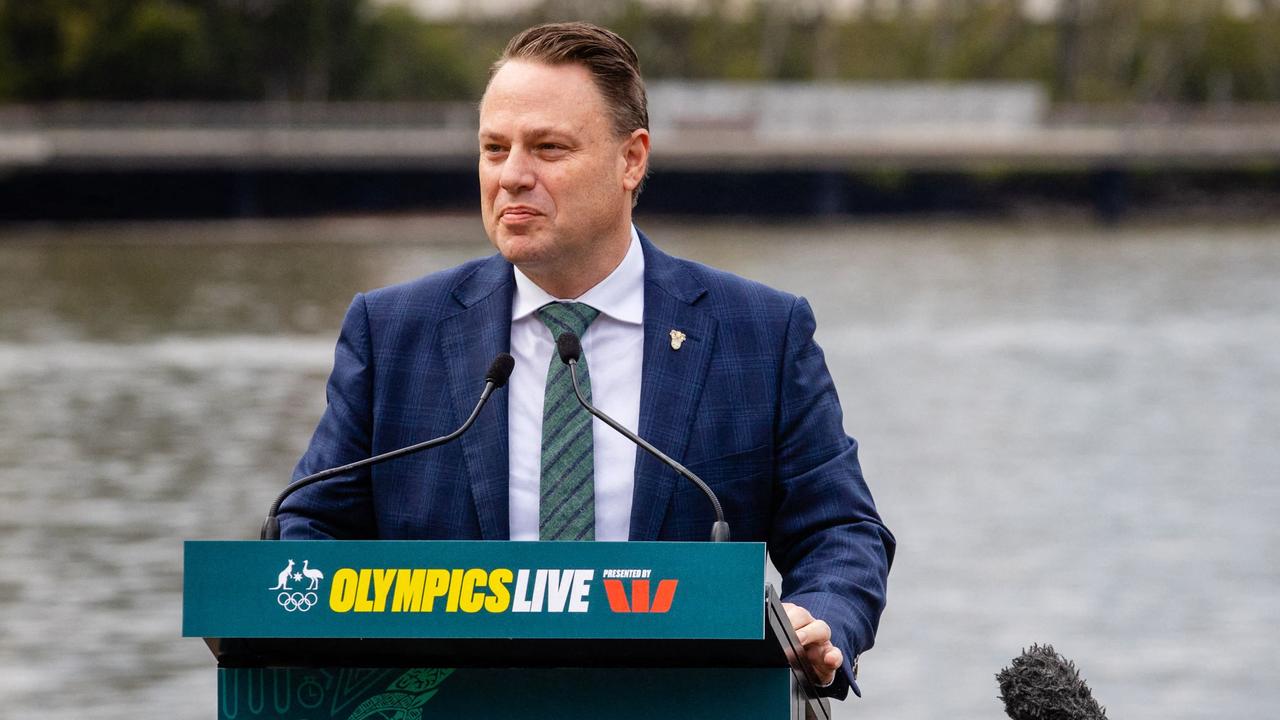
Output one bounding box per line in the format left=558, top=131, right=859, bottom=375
left=260, top=353, right=514, bottom=540
left=562, top=346, right=730, bottom=542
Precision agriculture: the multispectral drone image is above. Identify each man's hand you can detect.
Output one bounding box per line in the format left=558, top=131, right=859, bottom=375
left=783, top=602, right=844, bottom=687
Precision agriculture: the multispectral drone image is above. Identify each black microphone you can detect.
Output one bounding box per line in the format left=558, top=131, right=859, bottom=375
left=259, top=352, right=516, bottom=540
left=997, top=644, right=1108, bottom=720
left=555, top=332, right=730, bottom=542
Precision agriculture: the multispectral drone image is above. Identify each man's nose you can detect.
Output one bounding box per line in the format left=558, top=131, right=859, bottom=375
left=499, top=149, right=536, bottom=194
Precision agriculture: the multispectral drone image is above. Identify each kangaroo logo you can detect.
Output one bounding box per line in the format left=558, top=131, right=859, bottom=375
left=269, top=559, right=296, bottom=590
left=271, top=559, right=323, bottom=612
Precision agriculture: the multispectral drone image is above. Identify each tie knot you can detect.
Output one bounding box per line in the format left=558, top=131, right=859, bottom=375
left=537, top=302, right=600, bottom=341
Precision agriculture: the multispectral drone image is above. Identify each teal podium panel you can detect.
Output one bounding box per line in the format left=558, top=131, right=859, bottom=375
left=184, top=540, right=765, bottom=640
left=186, top=541, right=831, bottom=720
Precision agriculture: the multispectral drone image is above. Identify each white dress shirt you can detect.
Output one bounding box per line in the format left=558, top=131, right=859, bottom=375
left=507, top=226, right=644, bottom=541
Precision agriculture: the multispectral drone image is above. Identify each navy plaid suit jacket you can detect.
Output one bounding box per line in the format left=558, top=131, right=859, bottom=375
left=280, top=232, right=894, bottom=698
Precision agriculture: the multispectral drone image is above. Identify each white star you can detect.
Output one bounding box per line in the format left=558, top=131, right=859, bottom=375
left=292, top=572, right=303, bottom=582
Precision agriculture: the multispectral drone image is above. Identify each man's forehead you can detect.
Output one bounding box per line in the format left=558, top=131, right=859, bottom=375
left=481, top=60, right=604, bottom=116
left=479, top=65, right=609, bottom=142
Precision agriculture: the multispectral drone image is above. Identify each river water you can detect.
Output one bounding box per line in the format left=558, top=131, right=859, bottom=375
left=1, top=215, right=1277, bottom=719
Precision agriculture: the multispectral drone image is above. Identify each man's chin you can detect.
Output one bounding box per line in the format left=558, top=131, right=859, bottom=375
left=494, top=235, right=555, bottom=269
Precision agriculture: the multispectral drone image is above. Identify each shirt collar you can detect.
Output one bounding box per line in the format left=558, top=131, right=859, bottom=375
left=511, top=225, right=644, bottom=325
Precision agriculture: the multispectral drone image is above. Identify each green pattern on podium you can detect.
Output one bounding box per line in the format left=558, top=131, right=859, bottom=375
left=218, top=667, right=790, bottom=719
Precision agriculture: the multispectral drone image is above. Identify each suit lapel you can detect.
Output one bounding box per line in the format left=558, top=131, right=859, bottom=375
left=630, top=236, right=717, bottom=541
left=438, top=255, right=514, bottom=540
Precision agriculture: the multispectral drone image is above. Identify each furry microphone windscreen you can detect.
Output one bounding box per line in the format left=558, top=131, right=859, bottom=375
left=997, top=644, right=1108, bottom=720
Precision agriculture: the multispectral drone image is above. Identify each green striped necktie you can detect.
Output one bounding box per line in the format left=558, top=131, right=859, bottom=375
left=537, top=302, right=601, bottom=541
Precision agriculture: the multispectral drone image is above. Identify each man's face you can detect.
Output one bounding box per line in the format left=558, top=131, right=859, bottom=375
left=478, top=60, right=646, bottom=285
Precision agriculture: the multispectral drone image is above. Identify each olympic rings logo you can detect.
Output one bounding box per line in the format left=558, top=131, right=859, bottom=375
left=277, top=591, right=318, bottom=612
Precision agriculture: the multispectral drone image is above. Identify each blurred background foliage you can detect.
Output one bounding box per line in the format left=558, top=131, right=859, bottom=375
left=1, top=0, right=1279, bottom=103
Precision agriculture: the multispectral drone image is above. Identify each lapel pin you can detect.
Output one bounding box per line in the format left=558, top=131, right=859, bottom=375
left=669, top=329, right=687, bottom=350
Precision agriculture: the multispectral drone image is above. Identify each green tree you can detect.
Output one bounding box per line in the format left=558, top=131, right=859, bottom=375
left=74, top=1, right=214, bottom=99
left=343, top=5, right=479, bottom=100
left=4, top=0, right=1280, bottom=104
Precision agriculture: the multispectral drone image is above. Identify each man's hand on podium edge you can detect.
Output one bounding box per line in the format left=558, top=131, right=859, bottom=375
left=783, top=602, right=843, bottom=688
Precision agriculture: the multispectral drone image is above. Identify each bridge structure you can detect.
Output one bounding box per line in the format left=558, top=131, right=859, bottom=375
left=2, top=83, right=1278, bottom=218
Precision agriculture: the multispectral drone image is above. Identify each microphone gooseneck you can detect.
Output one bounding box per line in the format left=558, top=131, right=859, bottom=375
left=260, top=352, right=516, bottom=540
left=556, top=332, right=730, bottom=542
left=997, top=644, right=1108, bottom=720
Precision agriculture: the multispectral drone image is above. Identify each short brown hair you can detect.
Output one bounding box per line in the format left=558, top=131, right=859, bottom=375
left=493, top=22, right=649, bottom=140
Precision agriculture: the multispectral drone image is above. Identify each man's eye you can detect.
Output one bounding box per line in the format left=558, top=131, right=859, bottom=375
left=538, top=144, right=565, bottom=152
left=482, top=144, right=506, bottom=154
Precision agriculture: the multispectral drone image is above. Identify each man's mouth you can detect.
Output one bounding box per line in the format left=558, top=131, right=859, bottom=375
left=500, top=206, right=543, bottom=222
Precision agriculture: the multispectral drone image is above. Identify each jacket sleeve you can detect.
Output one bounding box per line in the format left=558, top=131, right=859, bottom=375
left=769, top=296, right=896, bottom=699
left=277, top=293, right=379, bottom=539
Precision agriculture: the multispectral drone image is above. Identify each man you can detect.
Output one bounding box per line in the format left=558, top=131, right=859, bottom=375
left=280, top=21, right=894, bottom=699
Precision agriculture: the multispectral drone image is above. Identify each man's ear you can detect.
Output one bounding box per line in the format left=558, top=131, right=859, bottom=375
left=620, top=128, right=650, bottom=192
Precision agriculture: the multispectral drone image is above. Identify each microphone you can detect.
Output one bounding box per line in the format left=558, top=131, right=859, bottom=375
left=555, top=332, right=730, bottom=542
left=259, top=352, right=516, bottom=540
left=997, top=644, right=1108, bottom=720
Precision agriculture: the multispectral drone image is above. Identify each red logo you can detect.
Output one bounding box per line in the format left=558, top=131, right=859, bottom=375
left=602, top=578, right=678, bottom=613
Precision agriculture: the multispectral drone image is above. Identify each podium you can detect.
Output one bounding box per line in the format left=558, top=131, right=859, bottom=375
left=184, top=540, right=832, bottom=719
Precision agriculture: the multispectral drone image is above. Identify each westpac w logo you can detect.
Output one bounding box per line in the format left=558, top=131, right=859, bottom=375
left=602, top=578, right=679, bottom=613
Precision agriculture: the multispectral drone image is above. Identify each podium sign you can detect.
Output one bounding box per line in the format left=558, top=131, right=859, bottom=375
left=185, top=541, right=830, bottom=720
left=184, top=540, right=764, bottom=640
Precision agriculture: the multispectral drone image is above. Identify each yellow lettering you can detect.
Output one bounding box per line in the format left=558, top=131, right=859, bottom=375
left=446, top=568, right=464, bottom=612
left=370, top=569, right=396, bottom=612
left=354, top=569, right=374, bottom=612
left=485, top=568, right=513, bottom=613
left=329, top=568, right=358, bottom=613
left=459, top=568, right=487, bottom=613
left=391, top=568, right=425, bottom=612
left=420, top=568, right=450, bottom=612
